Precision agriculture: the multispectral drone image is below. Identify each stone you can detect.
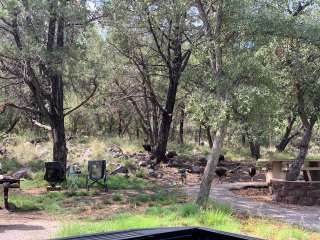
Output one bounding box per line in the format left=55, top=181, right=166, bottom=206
left=138, top=161, right=147, bottom=167
left=188, top=165, right=204, bottom=174
left=0, top=146, right=6, bottom=155
left=198, top=156, right=207, bottom=166
left=166, top=151, right=177, bottom=159
left=111, top=165, right=128, bottom=175
left=12, top=168, right=31, bottom=179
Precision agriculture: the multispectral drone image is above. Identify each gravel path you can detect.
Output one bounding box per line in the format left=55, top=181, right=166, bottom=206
left=0, top=211, right=59, bottom=240
left=186, top=182, right=320, bottom=232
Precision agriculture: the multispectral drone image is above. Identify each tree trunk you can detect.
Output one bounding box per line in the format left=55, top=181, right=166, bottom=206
left=198, top=124, right=202, bottom=145
left=286, top=119, right=316, bottom=181
left=154, top=77, right=179, bottom=162
left=170, top=119, right=176, bottom=142
left=276, top=116, right=298, bottom=152
left=249, top=140, right=260, bottom=160
left=50, top=72, right=68, bottom=172
left=118, top=110, right=123, bottom=136
left=241, top=134, right=246, bottom=146
left=152, top=105, right=159, bottom=144
left=196, top=121, right=227, bottom=205
left=206, top=126, right=213, bottom=148
left=49, top=14, right=67, bottom=172
left=51, top=117, right=67, bottom=171
left=178, top=106, right=185, bottom=144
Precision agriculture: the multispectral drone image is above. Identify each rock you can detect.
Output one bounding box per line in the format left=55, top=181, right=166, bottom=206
left=67, top=163, right=82, bottom=175
left=219, top=154, right=225, bottom=162
left=12, top=168, right=31, bottom=179
left=111, top=165, right=128, bottom=175
left=166, top=151, right=177, bottom=159
left=167, top=157, right=184, bottom=168
left=198, top=156, right=207, bottom=166
left=0, top=146, right=6, bottom=155
left=167, top=157, right=192, bottom=169
left=108, top=144, right=123, bottom=157
left=80, top=148, right=92, bottom=162
left=142, top=144, right=152, bottom=152
left=138, top=161, right=148, bottom=167
left=188, top=165, right=204, bottom=174
left=148, top=169, right=157, bottom=178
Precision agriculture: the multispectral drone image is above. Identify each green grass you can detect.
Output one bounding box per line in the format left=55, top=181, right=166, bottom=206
left=128, top=189, right=180, bottom=206
left=57, top=202, right=241, bottom=237
left=10, top=191, right=66, bottom=213
left=224, top=147, right=252, bottom=161
left=57, top=202, right=320, bottom=240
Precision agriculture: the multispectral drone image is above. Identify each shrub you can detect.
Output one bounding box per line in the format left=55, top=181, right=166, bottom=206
left=111, top=193, right=123, bottom=202
left=179, top=203, right=199, bottom=217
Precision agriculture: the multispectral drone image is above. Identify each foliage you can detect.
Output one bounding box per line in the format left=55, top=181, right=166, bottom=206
left=57, top=202, right=319, bottom=240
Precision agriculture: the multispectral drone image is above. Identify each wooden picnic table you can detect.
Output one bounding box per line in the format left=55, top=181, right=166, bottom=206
left=271, top=159, right=320, bottom=181
left=0, top=177, right=20, bottom=210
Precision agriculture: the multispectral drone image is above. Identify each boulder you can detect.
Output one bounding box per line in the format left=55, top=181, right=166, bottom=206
left=188, top=165, right=204, bottom=174
left=111, top=165, right=128, bottom=175
left=166, top=151, right=177, bottom=159
left=167, top=157, right=184, bottom=168
left=12, top=168, right=31, bottom=179
left=198, top=156, right=207, bottom=166
left=0, top=146, right=6, bottom=155
left=138, top=161, right=148, bottom=167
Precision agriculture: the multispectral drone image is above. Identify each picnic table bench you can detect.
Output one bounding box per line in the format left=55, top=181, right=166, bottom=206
left=271, top=159, right=320, bottom=181
left=0, top=176, right=20, bottom=210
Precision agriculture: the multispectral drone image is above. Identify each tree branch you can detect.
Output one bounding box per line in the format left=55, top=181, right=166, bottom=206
left=0, top=102, right=40, bottom=115
left=31, top=119, right=51, bottom=131
left=64, top=78, right=98, bottom=116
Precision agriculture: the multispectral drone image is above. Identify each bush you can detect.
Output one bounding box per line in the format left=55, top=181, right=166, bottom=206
left=178, top=203, right=199, bottom=217
left=111, top=193, right=123, bottom=202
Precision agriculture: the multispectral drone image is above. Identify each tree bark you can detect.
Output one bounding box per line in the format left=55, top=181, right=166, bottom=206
left=178, top=105, right=185, bottom=144
left=206, top=126, right=213, bottom=148
left=198, top=124, right=202, bottom=145
left=241, top=134, right=246, bottom=146
left=49, top=12, right=67, bottom=172
left=249, top=140, right=260, bottom=160
left=154, top=77, right=179, bottom=162
left=276, top=116, right=298, bottom=152
left=195, top=0, right=226, bottom=205
left=51, top=116, right=67, bottom=170
left=286, top=118, right=316, bottom=181
left=196, top=122, right=227, bottom=205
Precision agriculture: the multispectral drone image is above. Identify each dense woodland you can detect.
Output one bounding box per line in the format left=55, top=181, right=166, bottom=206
left=0, top=0, right=320, bottom=204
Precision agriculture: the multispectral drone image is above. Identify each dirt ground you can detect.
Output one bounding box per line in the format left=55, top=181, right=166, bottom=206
left=0, top=210, right=59, bottom=240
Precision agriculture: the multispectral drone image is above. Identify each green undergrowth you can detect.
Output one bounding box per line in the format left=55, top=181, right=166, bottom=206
left=57, top=202, right=319, bottom=240
left=5, top=177, right=168, bottom=214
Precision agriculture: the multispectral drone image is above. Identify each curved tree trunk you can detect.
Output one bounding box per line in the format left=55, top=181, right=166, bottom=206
left=276, top=116, right=298, bottom=152
left=196, top=122, right=227, bottom=205
left=206, top=126, right=213, bottom=148
left=286, top=118, right=316, bottom=181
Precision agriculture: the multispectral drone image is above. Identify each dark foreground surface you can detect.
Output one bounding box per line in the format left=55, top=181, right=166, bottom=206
left=55, top=227, right=262, bottom=240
